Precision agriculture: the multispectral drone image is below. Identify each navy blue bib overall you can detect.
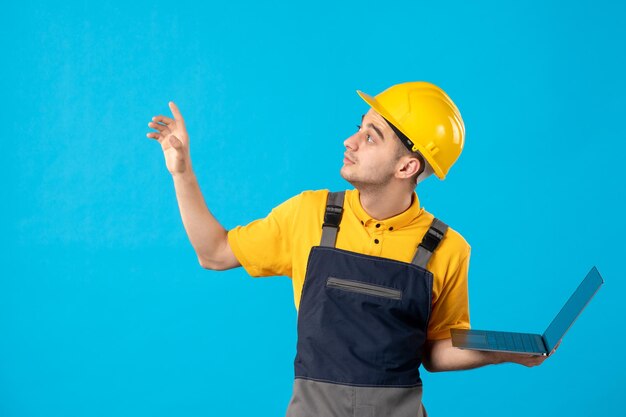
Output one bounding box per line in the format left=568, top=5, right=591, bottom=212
left=286, top=192, right=448, bottom=417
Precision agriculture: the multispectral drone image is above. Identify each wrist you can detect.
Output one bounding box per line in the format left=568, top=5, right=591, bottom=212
left=171, top=167, right=196, bottom=182
left=489, top=351, right=507, bottom=365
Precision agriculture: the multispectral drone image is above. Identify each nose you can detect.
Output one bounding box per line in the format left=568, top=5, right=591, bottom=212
left=344, top=132, right=360, bottom=151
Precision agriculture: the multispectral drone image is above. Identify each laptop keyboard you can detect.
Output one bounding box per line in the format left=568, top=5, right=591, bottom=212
left=486, top=331, right=543, bottom=353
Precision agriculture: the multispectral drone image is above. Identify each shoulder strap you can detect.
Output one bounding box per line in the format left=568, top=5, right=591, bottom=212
left=412, top=218, right=448, bottom=269
left=320, top=191, right=345, bottom=247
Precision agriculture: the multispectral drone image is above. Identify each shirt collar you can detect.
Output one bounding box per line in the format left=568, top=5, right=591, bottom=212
left=348, top=189, right=423, bottom=231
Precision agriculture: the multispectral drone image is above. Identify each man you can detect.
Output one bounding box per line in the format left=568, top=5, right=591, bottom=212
left=147, top=82, right=555, bottom=417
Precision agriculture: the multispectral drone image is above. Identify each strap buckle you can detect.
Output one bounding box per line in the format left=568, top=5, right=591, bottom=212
left=323, top=205, right=343, bottom=228
left=419, top=226, right=445, bottom=252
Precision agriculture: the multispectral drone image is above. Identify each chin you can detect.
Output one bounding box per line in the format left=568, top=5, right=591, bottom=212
left=339, top=171, right=360, bottom=189
left=339, top=166, right=350, bottom=180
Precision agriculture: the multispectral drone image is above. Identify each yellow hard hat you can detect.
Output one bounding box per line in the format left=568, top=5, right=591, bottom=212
left=357, top=81, right=465, bottom=179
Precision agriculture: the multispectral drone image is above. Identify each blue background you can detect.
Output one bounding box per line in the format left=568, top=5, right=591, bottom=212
left=2, top=1, right=624, bottom=416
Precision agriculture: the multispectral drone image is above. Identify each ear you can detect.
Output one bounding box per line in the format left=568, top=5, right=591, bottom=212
left=396, top=155, right=421, bottom=180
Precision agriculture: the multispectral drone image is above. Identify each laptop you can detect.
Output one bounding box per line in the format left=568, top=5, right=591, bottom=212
left=450, top=266, right=604, bottom=356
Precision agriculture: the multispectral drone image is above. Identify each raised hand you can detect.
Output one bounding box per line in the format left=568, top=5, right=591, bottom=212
left=147, top=101, right=192, bottom=176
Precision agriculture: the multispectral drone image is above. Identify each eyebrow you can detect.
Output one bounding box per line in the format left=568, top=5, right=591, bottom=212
left=361, top=114, right=385, bottom=141
left=368, top=123, right=385, bottom=141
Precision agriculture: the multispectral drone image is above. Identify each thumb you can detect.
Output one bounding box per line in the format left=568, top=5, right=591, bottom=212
left=168, top=135, right=183, bottom=149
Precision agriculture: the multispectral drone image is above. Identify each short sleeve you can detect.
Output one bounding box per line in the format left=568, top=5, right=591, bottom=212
left=227, top=194, right=301, bottom=278
left=427, top=246, right=471, bottom=340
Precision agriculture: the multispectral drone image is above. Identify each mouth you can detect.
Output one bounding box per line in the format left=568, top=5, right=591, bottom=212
left=343, top=153, right=355, bottom=165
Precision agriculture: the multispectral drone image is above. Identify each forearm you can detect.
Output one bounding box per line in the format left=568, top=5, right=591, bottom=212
left=423, top=338, right=503, bottom=372
left=171, top=170, right=229, bottom=268
left=423, top=337, right=550, bottom=372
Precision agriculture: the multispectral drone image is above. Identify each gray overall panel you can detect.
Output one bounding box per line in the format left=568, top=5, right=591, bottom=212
left=286, top=378, right=427, bottom=417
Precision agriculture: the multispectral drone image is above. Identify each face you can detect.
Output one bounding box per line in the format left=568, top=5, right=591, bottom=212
left=340, top=109, right=404, bottom=190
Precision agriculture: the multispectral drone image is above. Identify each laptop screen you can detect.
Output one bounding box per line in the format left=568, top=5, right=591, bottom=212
left=542, top=267, right=604, bottom=351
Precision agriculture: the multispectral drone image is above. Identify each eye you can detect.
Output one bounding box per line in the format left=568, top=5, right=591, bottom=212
left=356, top=124, right=375, bottom=143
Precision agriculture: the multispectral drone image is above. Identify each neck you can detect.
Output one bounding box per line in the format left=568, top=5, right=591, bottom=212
left=358, top=183, right=415, bottom=220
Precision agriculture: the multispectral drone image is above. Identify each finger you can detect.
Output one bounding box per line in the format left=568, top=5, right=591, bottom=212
left=148, top=121, right=170, bottom=134
left=169, top=101, right=186, bottom=125
left=152, top=115, right=175, bottom=125
left=146, top=132, right=162, bottom=141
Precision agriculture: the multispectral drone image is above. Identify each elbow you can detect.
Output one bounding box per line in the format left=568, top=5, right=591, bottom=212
left=198, top=256, right=220, bottom=270
left=421, top=341, right=445, bottom=373
left=421, top=358, right=438, bottom=373
left=198, top=257, right=212, bottom=270
left=197, top=239, right=240, bottom=271
left=198, top=256, right=232, bottom=271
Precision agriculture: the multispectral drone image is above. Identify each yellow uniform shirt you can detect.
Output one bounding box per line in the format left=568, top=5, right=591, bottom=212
left=227, top=189, right=471, bottom=340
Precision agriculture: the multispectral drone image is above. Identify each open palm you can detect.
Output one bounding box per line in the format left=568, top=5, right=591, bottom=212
left=147, top=101, right=191, bottom=175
